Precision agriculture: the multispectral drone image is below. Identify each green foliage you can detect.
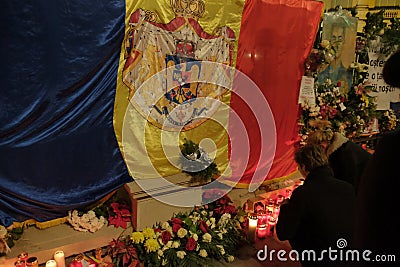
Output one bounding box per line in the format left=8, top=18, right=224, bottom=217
left=364, top=11, right=400, bottom=55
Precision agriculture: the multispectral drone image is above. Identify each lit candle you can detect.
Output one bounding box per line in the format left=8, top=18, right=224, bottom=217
left=54, top=251, right=66, bottom=267
left=26, top=257, right=39, bottom=267
left=18, top=252, right=29, bottom=262
left=256, top=211, right=268, bottom=239
left=14, top=260, right=25, bottom=267
left=257, top=226, right=268, bottom=239
left=285, top=189, right=292, bottom=199
left=276, top=195, right=284, bottom=205
left=247, top=213, right=258, bottom=243
left=273, top=204, right=280, bottom=218
left=45, top=260, right=57, bottom=267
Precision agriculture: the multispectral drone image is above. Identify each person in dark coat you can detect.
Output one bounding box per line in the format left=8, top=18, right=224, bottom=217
left=307, top=120, right=372, bottom=193
left=353, top=50, right=400, bottom=267
left=276, top=145, right=356, bottom=267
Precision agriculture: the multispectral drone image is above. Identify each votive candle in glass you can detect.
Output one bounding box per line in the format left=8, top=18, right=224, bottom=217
left=257, top=226, right=268, bottom=239
left=18, top=252, right=29, bottom=262
left=276, top=195, right=284, bottom=205
left=26, top=257, right=38, bottom=267
left=14, top=260, right=25, bottom=267
left=285, top=189, right=292, bottom=199
left=45, top=260, right=57, bottom=267
left=54, top=250, right=66, bottom=267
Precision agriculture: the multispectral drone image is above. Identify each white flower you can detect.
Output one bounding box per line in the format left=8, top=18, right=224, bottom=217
left=177, top=251, right=186, bottom=259
left=227, top=255, right=235, bottom=262
left=172, top=241, right=180, bottom=248
left=0, top=225, right=7, bottom=239
left=191, top=233, right=198, bottom=241
left=199, top=249, right=208, bottom=257
left=201, top=210, right=208, bottom=216
left=166, top=241, right=173, bottom=248
left=162, top=259, right=168, bottom=266
left=158, top=250, right=164, bottom=257
left=218, top=233, right=223, bottom=239
left=67, top=210, right=105, bottom=233
left=218, top=213, right=231, bottom=226
left=217, top=245, right=225, bottom=255
left=177, top=228, right=187, bottom=238
left=202, top=233, right=212, bottom=243
left=161, top=221, right=169, bottom=229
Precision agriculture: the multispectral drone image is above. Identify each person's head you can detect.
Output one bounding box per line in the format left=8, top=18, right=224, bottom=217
left=330, top=23, right=346, bottom=59
left=294, top=145, right=329, bottom=177
left=383, top=50, right=400, bottom=87
left=306, top=120, right=334, bottom=152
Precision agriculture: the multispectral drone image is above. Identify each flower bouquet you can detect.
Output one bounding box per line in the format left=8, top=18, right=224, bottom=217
left=180, top=139, right=220, bottom=185
left=105, top=190, right=246, bottom=267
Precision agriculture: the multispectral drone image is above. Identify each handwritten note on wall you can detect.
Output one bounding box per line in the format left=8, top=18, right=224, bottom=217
left=367, top=50, right=399, bottom=110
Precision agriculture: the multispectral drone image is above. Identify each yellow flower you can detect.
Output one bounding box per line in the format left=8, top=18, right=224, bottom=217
left=145, top=238, right=160, bottom=253
left=131, top=231, right=145, bottom=244
left=142, top=227, right=155, bottom=239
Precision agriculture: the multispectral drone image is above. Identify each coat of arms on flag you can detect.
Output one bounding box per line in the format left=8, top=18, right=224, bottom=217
left=121, top=7, right=235, bottom=131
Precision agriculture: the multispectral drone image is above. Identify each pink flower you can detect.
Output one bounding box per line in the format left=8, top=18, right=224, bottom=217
left=356, top=84, right=364, bottom=95
left=185, top=237, right=197, bottom=251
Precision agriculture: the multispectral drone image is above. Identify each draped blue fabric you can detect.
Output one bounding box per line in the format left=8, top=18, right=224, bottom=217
left=0, top=1, right=131, bottom=227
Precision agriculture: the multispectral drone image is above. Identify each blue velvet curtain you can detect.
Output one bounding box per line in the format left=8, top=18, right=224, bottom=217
left=0, top=1, right=131, bottom=227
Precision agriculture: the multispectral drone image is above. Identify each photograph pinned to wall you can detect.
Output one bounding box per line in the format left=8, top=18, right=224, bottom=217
left=318, top=8, right=358, bottom=95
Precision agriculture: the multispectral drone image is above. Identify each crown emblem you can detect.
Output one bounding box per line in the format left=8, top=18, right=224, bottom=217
left=170, top=0, right=205, bottom=19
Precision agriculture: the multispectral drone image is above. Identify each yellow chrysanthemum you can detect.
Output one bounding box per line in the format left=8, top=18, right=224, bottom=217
left=145, top=238, right=160, bottom=253
left=142, top=227, right=155, bottom=239
left=131, top=231, right=145, bottom=244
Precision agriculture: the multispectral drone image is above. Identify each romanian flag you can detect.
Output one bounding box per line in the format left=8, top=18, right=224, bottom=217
left=114, top=0, right=323, bottom=187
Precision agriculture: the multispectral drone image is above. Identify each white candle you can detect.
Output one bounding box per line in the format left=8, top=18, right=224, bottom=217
left=54, top=250, right=66, bottom=267
left=248, top=213, right=258, bottom=243
left=46, top=260, right=57, bottom=267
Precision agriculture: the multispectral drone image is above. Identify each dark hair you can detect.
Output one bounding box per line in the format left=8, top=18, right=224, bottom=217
left=383, top=50, right=400, bottom=87
left=294, top=145, right=328, bottom=172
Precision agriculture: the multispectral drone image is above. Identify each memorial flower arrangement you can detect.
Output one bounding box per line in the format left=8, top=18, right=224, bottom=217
left=180, top=139, right=220, bottom=184
left=104, top=190, right=246, bottom=267
left=379, top=109, right=399, bottom=132
left=68, top=201, right=131, bottom=233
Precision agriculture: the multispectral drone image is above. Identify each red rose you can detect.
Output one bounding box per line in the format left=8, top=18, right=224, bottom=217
left=161, top=230, right=172, bottom=244
left=199, top=220, right=209, bottom=233
left=170, top=217, right=183, bottom=225
left=185, top=237, right=197, bottom=251
left=337, top=81, right=342, bottom=87
left=172, top=223, right=182, bottom=233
